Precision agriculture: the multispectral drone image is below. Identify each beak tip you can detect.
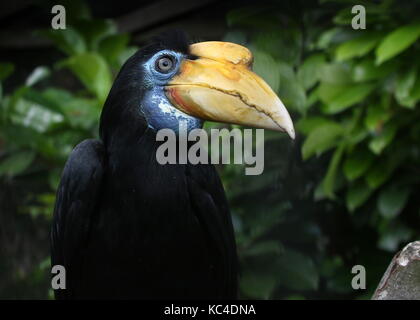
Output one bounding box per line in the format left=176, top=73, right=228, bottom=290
left=288, top=128, right=296, bottom=140
left=275, top=108, right=295, bottom=140
left=281, top=124, right=295, bottom=140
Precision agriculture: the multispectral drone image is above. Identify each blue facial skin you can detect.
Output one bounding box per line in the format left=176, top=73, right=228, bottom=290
left=141, top=50, right=202, bottom=134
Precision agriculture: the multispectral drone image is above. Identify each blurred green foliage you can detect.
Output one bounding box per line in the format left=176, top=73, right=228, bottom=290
left=0, top=4, right=136, bottom=212
left=0, top=2, right=136, bottom=298
left=0, top=0, right=419, bottom=299
left=222, top=0, right=420, bottom=299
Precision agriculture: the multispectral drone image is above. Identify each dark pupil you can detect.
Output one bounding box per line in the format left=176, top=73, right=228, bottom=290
left=158, top=57, right=172, bottom=71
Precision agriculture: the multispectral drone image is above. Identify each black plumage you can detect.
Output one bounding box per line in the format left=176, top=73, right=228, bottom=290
left=51, top=31, right=238, bottom=299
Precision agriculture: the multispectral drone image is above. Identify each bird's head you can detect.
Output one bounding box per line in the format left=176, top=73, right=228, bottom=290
left=100, top=31, right=295, bottom=144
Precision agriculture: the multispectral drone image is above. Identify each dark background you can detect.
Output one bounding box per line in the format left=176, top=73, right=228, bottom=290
left=0, top=0, right=419, bottom=299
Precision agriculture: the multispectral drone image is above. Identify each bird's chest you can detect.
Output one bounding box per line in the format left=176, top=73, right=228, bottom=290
left=97, top=162, right=200, bottom=248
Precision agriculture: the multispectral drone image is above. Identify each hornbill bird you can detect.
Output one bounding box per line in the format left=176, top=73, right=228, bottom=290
left=51, top=31, right=294, bottom=299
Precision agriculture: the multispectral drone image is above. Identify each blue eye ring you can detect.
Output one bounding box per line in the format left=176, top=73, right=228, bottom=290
left=155, top=55, right=175, bottom=73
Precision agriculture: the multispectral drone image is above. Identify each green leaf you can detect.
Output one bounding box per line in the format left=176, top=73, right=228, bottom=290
left=346, top=122, right=368, bottom=146
left=0, top=151, right=35, bottom=176
left=98, top=34, right=130, bottom=67
left=25, top=87, right=70, bottom=114
left=42, top=88, right=101, bottom=129
left=346, top=181, right=373, bottom=212
left=365, top=158, right=396, bottom=189
left=315, top=167, right=346, bottom=201
left=378, top=186, right=410, bottom=219
left=277, top=249, right=318, bottom=291
left=75, top=19, right=117, bottom=51
left=378, top=223, right=412, bottom=252
left=240, top=270, right=278, bottom=299
left=10, top=98, right=64, bottom=132
left=48, top=168, right=62, bottom=191
left=343, top=149, right=375, bottom=181
left=302, top=123, right=344, bottom=160
left=278, top=75, right=306, bottom=115
left=59, top=0, right=91, bottom=22
left=322, top=84, right=375, bottom=114
left=336, top=32, right=382, bottom=61
left=295, top=117, right=332, bottom=135
left=333, top=7, right=356, bottom=25
left=319, top=63, right=352, bottom=85
left=61, top=53, right=112, bottom=102
left=376, top=22, right=420, bottom=65
left=323, top=144, right=345, bottom=198
left=25, top=66, right=50, bottom=87
left=305, top=88, right=319, bottom=110
left=352, top=59, right=396, bottom=82
left=243, top=241, right=283, bottom=257
left=408, top=76, right=420, bottom=102
left=0, top=62, right=14, bottom=81
left=253, top=50, right=280, bottom=92
left=254, top=53, right=306, bottom=114
left=368, top=124, right=397, bottom=154
left=364, top=104, right=390, bottom=131
left=395, top=67, right=418, bottom=108
left=316, top=28, right=339, bottom=49
left=254, top=29, right=302, bottom=65
left=297, top=54, right=326, bottom=89
left=117, top=47, right=138, bottom=67
left=318, top=83, right=347, bottom=103
left=38, top=27, right=86, bottom=56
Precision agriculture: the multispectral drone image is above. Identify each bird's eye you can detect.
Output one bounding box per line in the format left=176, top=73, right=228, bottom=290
left=155, top=56, right=175, bottom=73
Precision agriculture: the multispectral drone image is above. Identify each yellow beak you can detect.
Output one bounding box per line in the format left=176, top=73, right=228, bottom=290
left=165, top=41, right=295, bottom=139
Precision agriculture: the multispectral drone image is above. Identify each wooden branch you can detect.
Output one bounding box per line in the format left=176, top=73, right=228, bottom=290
left=132, top=18, right=226, bottom=44
left=372, top=241, right=420, bottom=300
left=116, top=0, right=217, bottom=33
left=0, top=0, right=219, bottom=49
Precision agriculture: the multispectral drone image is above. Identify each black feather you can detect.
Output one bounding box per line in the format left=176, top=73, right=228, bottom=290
left=99, top=30, right=192, bottom=146
left=150, top=29, right=191, bottom=54
left=52, top=30, right=238, bottom=299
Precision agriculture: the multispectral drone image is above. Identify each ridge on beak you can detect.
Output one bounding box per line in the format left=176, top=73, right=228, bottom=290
left=165, top=41, right=295, bottom=139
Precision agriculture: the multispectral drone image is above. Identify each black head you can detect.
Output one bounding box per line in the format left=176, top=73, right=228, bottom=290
left=99, top=30, right=200, bottom=148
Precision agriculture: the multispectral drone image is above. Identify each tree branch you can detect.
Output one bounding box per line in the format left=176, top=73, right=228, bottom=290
left=372, top=241, right=420, bottom=300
